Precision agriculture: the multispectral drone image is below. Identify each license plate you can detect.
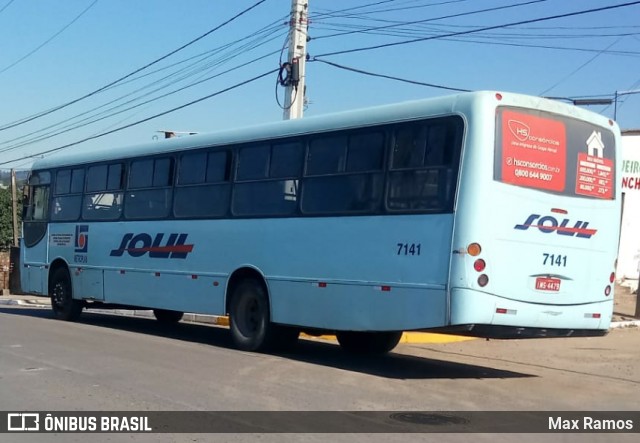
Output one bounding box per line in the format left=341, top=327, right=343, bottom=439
left=535, top=277, right=561, bottom=292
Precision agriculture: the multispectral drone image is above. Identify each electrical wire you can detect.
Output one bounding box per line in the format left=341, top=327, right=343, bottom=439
left=313, top=58, right=470, bottom=92
left=0, top=50, right=281, bottom=155
left=313, top=0, right=471, bottom=21
left=275, top=29, right=296, bottom=110
left=312, top=20, right=640, bottom=41
left=0, top=0, right=271, bottom=132
left=437, top=37, right=640, bottom=57
left=312, top=0, right=550, bottom=40
left=312, top=0, right=399, bottom=20
left=310, top=21, right=640, bottom=57
left=313, top=1, right=640, bottom=58
left=539, top=37, right=625, bottom=95
left=0, top=68, right=279, bottom=167
left=0, top=0, right=99, bottom=76
left=0, top=24, right=287, bottom=150
left=0, top=0, right=15, bottom=15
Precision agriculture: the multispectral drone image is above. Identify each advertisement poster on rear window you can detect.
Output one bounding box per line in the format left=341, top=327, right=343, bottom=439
left=494, top=107, right=616, bottom=199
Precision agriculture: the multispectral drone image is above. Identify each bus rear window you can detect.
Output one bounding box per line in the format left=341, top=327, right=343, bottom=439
left=494, top=107, right=616, bottom=199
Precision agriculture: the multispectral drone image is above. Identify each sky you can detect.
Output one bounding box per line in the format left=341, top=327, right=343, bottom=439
left=0, top=0, right=639, bottom=169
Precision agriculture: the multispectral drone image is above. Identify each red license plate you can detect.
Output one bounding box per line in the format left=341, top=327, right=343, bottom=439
left=535, top=277, right=561, bottom=292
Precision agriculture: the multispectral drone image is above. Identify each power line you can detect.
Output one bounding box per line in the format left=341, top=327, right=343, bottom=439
left=311, top=0, right=399, bottom=20
left=313, top=1, right=640, bottom=58
left=0, top=24, right=286, bottom=151
left=313, top=0, right=550, bottom=40
left=0, top=0, right=15, bottom=15
left=312, top=20, right=640, bottom=41
left=440, top=36, right=640, bottom=57
left=313, top=58, right=470, bottom=92
left=539, top=37, right=625, bottom=95
left=0, top=68, right=279, bottom=167
left=314, top=0, right=472, bottom=20
left=0, top=0, right=270, bottom=132
left=94, top=15, right=286, bottom=92
left=0, top=49, right=281, bottom=155
left=0, top=0, right=99, bottom=76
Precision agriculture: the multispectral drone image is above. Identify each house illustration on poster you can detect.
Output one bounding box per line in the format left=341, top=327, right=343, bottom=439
left=586, top=130, right=605, bottom=157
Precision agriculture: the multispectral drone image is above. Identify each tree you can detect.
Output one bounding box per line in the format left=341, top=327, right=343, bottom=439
left=0, top=187, right=20, bottom=249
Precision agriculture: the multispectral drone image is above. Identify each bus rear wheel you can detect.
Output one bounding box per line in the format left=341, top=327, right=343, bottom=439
left=336, top=331, right=402, bottom=355
left=153, top=309, right=184, bottom=324
left=229, top=279, right=298, bottom=352
left=50, top=267, right=83, bottom=321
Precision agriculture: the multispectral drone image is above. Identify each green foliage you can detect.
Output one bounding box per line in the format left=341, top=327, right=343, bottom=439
left=0, top=187, right=20, bottom=249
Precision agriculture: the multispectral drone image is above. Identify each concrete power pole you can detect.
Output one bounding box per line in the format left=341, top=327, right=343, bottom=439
left=283, top=0, right=308, bottom=120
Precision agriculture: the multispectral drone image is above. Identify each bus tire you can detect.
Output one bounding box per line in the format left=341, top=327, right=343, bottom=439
left=336, top=331, right=402, bottom=355
left=229, top=278, right=279, bottom=352
left=50, top=267, right=83, bottom=321
left=153, top=309, right=184, bottom=324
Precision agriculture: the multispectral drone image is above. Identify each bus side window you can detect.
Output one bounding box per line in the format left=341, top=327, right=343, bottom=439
left=83, top=164, right=124, bottom=221
left=52, top=168, right=84, bottom=221
left=31, top=186, right=50, bottom=220
left=175, top=150, right=232, bottom=218
left=232, top=143, right=301, bottom=217
left=125, top=158, right=173, bottom=220
left=387, top=117, right=463, bottom=213
left=301, top=131, right=384, bottom=215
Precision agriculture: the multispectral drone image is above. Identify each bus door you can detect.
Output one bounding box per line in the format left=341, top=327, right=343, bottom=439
left=21, top=171, right=51, bottom=294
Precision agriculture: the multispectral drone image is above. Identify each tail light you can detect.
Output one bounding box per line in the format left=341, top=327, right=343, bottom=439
left=468, top=242, right=488, bottom=287
left=467, top=243, right=482, bottom=256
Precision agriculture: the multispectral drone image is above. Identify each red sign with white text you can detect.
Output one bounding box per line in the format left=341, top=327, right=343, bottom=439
left=501, top=110, right=566, bottom=192
left=575, top=152, right=614, bottom=199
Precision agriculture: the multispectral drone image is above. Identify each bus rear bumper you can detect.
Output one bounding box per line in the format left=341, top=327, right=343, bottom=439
left=430, top=324, right=609, bottom=339
left=447, top=288, right=613, bottom=336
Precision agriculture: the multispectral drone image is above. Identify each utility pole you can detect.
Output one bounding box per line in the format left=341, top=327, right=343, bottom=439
left=10, top=169, right=18, bottom=246
left=283, top=0, right=309, bottom=120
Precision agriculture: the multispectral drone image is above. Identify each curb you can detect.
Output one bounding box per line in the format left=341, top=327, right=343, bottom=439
left=0, top=299, right=50, bottom=307
left=103, top=311, right=472, bottom=344
left=0, top=298, right=473, bottom=344
left=609, top=320, right=640, bottom=329
left=2, top=298, right=638, bottom=341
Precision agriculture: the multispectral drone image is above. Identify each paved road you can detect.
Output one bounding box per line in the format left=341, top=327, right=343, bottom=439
left=0, top=305, right=638, bottom=443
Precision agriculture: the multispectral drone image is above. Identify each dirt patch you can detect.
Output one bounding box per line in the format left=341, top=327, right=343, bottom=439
left=613, top=283, right=639, bottom=321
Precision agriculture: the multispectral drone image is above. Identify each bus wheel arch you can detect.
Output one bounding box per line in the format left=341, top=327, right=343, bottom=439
left=226, top=267, right=269, bottom=316
left=48, top=260, right=83, bottom=321
left=226, top=267, right=299, bottom=352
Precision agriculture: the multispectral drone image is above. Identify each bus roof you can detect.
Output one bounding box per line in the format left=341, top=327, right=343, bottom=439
left=32, top=90, right=616, bottom=170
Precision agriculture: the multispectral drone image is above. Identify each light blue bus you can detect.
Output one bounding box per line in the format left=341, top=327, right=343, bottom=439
left=20, top=91, right=622, bottom=354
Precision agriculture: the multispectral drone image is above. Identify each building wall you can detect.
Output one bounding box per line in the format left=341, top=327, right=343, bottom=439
left=617, top=132, right=640, bottom=281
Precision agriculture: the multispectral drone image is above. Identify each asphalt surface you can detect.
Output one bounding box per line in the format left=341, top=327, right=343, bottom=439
left=2, top=294, right=639, bottom=333
left=0, top=302, right=638, bottom=443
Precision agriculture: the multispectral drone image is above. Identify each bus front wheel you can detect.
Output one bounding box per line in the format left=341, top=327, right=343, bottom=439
left=50, top=267, right=83, bottom=321
left=153, top=309, right=184, bottom=324
left=336, top=331, right=402, bottom=355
